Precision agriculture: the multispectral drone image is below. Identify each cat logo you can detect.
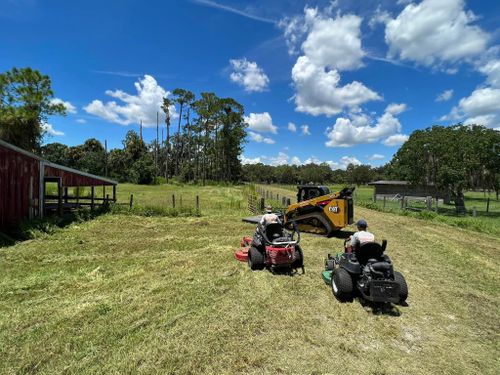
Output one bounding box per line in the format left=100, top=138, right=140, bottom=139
left=328, top=206, right=340, bottom=213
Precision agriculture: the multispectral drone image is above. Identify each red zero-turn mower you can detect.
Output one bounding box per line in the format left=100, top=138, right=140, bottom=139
left=235, top=222, right=304, bottom=273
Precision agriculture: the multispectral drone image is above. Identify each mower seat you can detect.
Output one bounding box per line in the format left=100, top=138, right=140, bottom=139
left=354, top=241, right=386, bottom=265
left=265, top=223, right=284, bottom=241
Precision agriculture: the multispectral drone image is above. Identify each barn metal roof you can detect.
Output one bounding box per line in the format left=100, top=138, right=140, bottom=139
left=368, top=180, right=409, bottom=185
left=0, top=139, right=117, bottom=185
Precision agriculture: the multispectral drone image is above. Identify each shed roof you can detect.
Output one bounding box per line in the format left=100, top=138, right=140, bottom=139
left=368, top=180, right=409, bottom=185
left=0, top=139, right=117, bottom=185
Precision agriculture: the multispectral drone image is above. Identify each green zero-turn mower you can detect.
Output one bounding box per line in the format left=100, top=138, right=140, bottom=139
left=322, top=240, right=408, bottom=304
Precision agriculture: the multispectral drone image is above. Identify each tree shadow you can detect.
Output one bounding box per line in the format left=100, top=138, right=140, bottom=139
left=0, top=206, right=110, bottom=248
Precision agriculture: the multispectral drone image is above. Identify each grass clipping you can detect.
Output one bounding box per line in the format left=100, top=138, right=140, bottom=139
left=0, top=185, right=498, bottom=374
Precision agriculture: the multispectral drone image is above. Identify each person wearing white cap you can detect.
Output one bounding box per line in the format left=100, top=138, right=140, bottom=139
left=259, top=205, right=281, bottom=226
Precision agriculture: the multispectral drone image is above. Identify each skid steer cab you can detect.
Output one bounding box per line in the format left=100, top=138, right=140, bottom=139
left=284, top=185, right=355, bottom=236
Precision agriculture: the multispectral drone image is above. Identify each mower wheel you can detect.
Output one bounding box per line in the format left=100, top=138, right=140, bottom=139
left=331, top=268, right=353, bottom=302
left=248, top=246, right=265, bottom=271
left=394, top=271, right=408, bottom=304
left=292, top=245, right=304, bottom=269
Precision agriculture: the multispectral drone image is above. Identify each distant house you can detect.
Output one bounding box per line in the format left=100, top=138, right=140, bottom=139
left=368, top=180, right=450, bottom=203
left=0, top=139, right=117, bottom=232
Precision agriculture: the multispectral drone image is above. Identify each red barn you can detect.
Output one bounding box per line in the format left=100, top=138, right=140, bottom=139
left=0, top=139, right=117, bottom=232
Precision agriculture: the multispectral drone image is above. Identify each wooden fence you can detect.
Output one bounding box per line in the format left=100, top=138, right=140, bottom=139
left=248, top=186, right=293, bottom=214
left=122, top=193, right=201, bottom=215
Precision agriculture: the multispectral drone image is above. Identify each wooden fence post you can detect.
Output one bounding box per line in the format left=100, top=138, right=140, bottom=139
left=172, top=194, right=176, bottom=209
left=112, top=185, right=116, bottom=202
left=58, top=180, right=64, bottom=216
left=472, top=206, right=477, bottom=217
left=486, top=198, right=490, bottom=213
left=260, top=197, right=265, bottom=211
left=426, top=196, right=432, bottom=210
left=129, top=194, right=134, bottom=209
left=91, top=186, right=95, bottom=211
left=383, top=196, right=386, bottom=209
left=64, top=187, right=69, bottom=204
left=196, top=195, right=200, bottom=216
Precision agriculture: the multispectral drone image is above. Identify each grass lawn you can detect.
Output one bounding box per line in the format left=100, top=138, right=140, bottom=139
left=0, top=184, right=499, bottom=374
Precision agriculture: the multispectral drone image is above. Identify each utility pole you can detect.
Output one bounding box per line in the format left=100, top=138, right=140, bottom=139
left=156, top=112, right=159, bottom=179
left=104, top=139, right=108, bottom=177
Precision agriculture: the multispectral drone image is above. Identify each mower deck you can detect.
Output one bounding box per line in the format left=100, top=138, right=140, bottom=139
left=241, top=216, right=263, bottom=224
left=322, top=270, right=332, bottom=284
left=234, top=236, right=252, bottom=262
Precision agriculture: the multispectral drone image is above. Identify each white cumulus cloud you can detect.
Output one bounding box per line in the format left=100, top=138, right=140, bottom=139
left=287, top=8, right=381, bottom=117
left=385, top=0, right=489, bottom=67
left=42, top=122, right=64, bottom=136
left=448, top=87, right=500, bottom=128
left=436, top=89, right=454, bottom=102
left=51, top=98, right=77, bottom=114
left=325, top=103, right=407, bottom=147
left=368, top=154, right=385, bottom=160
left=385, top=103, right=407, bottom=115
left=478, top=58, right=500, bottom=88
left=301, top=124, right=311, bottom=135
left=248, top=131, right=275, bottom=144
left=241, top=156, right=262, bottom=164
left=340, top=156, right=361, bottom=167
left=84, top=75, right=174, bottom=127
left=292, top=56, right=381, bottom=116
left=302, top=13, right=365, bottom=71
left=287, top=122, right=297, bottom=132
left=383, top=134, right=409, bottom=146
left=244, top=112, right=278, bottom=133
left=229, top=58, right=269, bottom=92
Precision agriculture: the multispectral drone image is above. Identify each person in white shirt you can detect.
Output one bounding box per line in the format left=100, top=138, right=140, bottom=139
left=259, top=205, right=280, bottom=226
left=346, top=219, right=374, bottom=253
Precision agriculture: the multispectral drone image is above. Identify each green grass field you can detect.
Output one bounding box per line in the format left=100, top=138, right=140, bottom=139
left=1, top=184, right=499, bottom=374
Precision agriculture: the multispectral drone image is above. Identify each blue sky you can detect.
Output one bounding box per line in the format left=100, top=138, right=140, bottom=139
left=1, top=0, right=499, bottom=169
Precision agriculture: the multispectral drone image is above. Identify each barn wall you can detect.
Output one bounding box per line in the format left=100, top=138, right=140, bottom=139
left=0, top=144, right=40, bottom=231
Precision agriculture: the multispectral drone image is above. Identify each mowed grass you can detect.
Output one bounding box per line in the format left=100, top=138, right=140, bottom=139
left=0, top=184, right=499, bottom=374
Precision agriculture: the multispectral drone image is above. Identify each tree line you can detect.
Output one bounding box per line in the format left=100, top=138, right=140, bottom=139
left=242, top=163, right=387, bottom=185
left=1, top=67, right=247, bottom=184
left=388, top=124, right=500, bottom=202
